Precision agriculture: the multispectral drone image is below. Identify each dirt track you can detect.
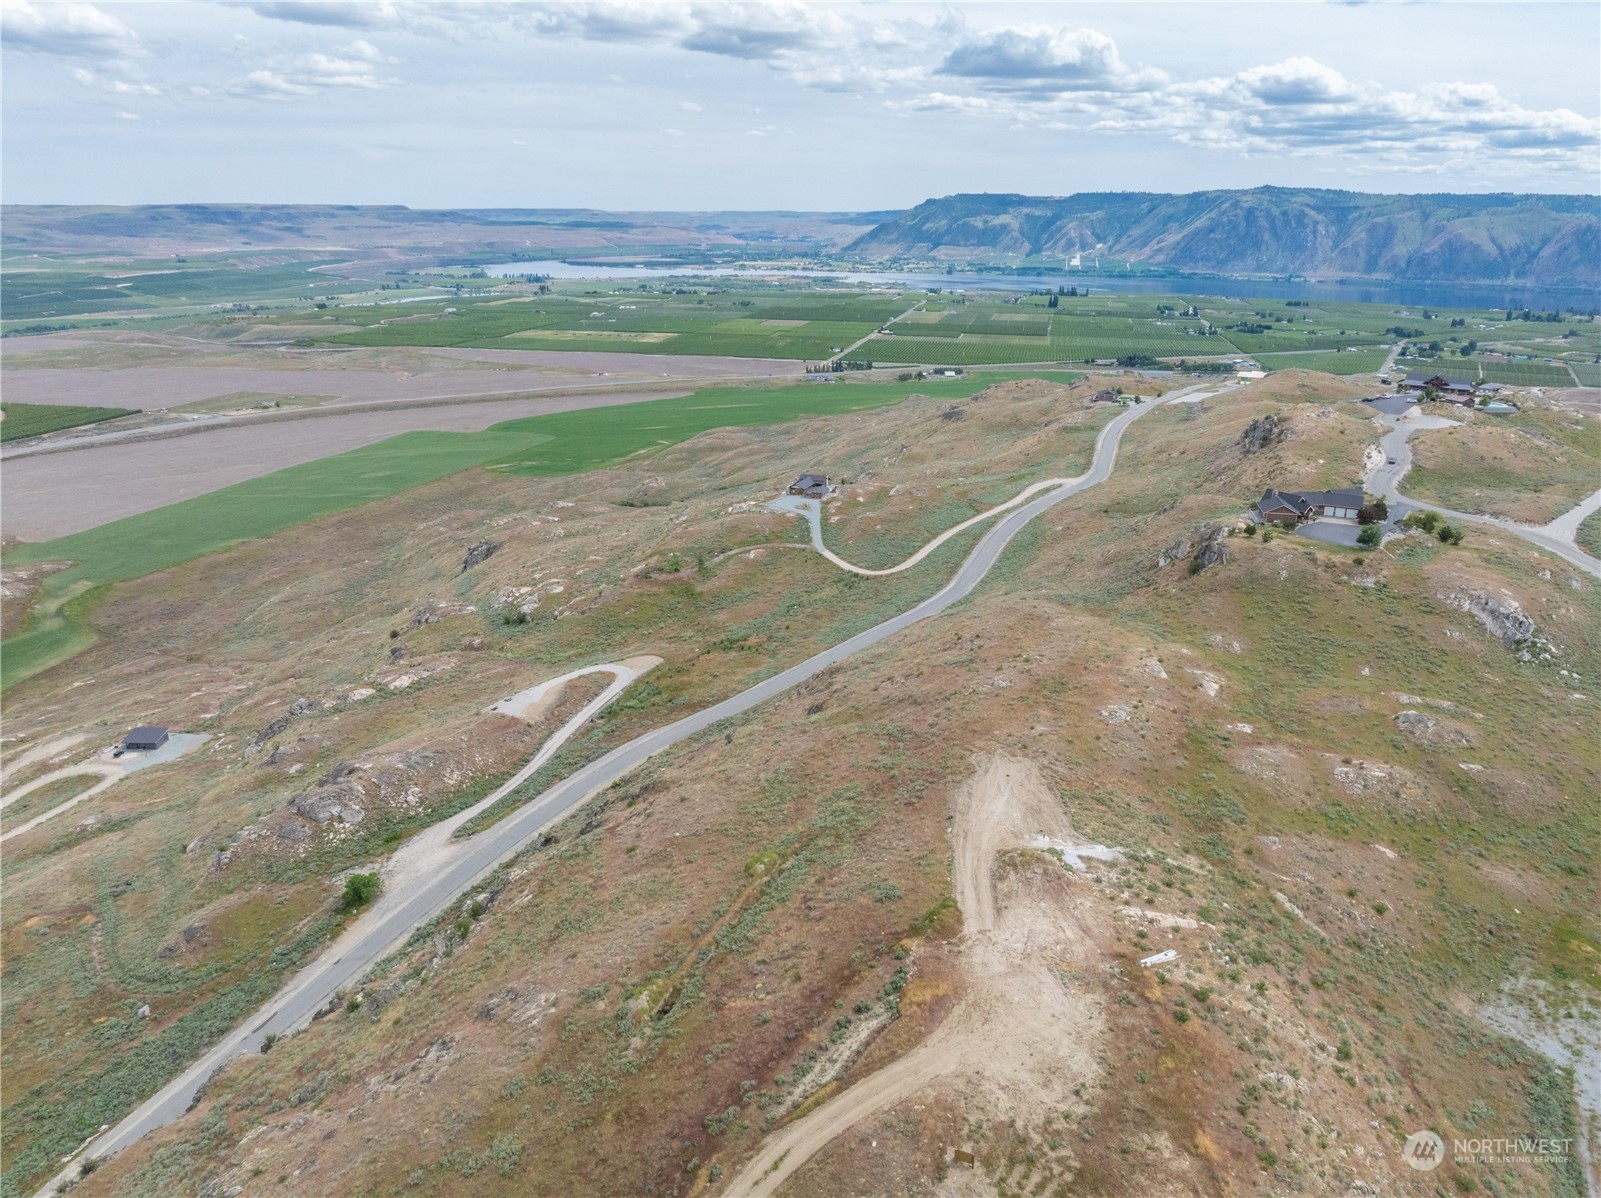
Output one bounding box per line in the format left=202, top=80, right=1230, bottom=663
left=722, top=754, right=1106, bottom=1197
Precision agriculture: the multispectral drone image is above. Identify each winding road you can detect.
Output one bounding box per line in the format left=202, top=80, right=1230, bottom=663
left=1368, top=411, right=1601, bottom=579
left=37, top=379, right=1220, bottom=1195
left=767, top=474, right=1113, bottom=577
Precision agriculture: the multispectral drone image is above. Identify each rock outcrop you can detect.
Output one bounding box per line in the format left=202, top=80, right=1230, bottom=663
left=1441, top=588, right=1558, bottom=661
left=289, top=783, right=365, bottom=824
left=461, top=540, right=501, bottom=574
left=1161, top=523, right=1229, bottom=574
left=1239, top=414, right=1284, bottom=454
left=409, top=600, right=477, bottom=628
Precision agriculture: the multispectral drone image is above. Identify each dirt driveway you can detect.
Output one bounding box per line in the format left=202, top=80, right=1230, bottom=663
left=722, top=753, right=1108, bottom=1196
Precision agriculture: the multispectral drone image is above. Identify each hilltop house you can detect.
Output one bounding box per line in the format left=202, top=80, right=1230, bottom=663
left=788, top=473, right=830, bottom=498
left=1401, top=372, right=1478, bottom=401
left=1254, top=487, right=1364, bottom=525
left=1091, top=388, right=1122, bottom=404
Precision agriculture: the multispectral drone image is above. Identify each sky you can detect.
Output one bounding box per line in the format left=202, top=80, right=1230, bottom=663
left=2, top=0, right=1598, bottom=209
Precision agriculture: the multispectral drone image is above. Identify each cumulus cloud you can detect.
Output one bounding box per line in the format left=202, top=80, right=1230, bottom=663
left=84, top=2, right=1593, bottom=177
left=70, top=66, right=159, bottom=94
left=1233, top=57, right=1355, bottom=105
left=938, top=24, right=1164, bottom=93
left=522, top=2, right=695, bottom=45
left=230, top=39, right=392, bottom=98
left=1092, top=58, right=1601, bottom=163
left=233, top=68, right=315, bottom=97
left=242, top=1, right=403, bottom=30
left=2, top=1, right=139, bottom=57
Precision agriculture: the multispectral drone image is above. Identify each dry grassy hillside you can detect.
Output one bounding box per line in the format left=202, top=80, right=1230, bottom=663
left=7, top=372, right=1596, bottom=1198
left=2, top=377, right=1113, bottom=1191
left=1404, top=404, right=1601, bottom=524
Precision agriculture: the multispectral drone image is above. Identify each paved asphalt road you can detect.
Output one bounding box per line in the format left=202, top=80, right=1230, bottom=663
left=37, top=381, right=1222, bottom=1194
left=1370, top=417, right=1601, bottom=579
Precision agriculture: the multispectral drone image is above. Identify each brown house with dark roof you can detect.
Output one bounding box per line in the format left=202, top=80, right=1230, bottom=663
left=1254, top=487, right=1365, bottom=525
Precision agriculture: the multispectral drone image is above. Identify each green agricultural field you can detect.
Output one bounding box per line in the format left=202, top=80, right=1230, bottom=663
left=1476, top=360, right=1579, bottom=387
left=1, top=256, right=364, bottom=323
left=859, top=302, right=1233, bottom=365
left=0, top=372, right=1047, bottom=686
left=1221, top=330, right=1390, bottom=354
left=309, top=291, right=916, bottom=360
left=858, top=336, right=1062, bottom=366
left=1254, top=349, right=1390, bottom=375
left=1394, top=356, right=1476, bottom=379
left=1569, top=360, right=1601, bottom=387
left=0, top=402, right=137, bottom=442
left=1402, top=356, right=1580, bottom=388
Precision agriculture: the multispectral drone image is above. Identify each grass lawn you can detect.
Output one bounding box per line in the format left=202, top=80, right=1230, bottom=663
left=0, top=372, right=1055, bottom=686
left=1, top=402, right=137, bottom=442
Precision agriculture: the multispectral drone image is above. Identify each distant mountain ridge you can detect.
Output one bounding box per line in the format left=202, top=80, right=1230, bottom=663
left=0, top=205, right=891, bottom=256
left=844, top=188, right=1601, bottom=288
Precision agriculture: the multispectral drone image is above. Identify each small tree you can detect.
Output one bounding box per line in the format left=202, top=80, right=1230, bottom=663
left=1357, top=525, right=1382, bottom=548
left=341, top=872, right=380, bottom=911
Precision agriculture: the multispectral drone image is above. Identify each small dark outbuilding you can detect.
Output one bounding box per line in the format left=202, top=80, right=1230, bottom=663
left=122, top=726, right=169, bottom=751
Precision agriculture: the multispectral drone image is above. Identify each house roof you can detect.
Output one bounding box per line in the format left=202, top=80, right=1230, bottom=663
left=1300, top=488, right=1364, bottom=509
left=124, top=725, right=168, bottom=742
left=1403, top=372, right=1476, bottom=390
left=1256, top=487, right=1363, bottom=514
left=1257, top=488, right=1310, bottom=514
left=793, top=473, right=827, bottom=487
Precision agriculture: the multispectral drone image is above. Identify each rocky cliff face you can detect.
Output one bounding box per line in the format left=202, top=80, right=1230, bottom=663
left=844, top=188, right=1601, bottom=287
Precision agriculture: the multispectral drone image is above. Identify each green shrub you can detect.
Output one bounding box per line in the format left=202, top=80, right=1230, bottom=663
left=340, top=872, right=380, bottom=910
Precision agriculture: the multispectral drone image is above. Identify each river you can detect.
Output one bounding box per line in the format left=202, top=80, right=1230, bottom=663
left=475, top=259, right=1595, bottom=312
